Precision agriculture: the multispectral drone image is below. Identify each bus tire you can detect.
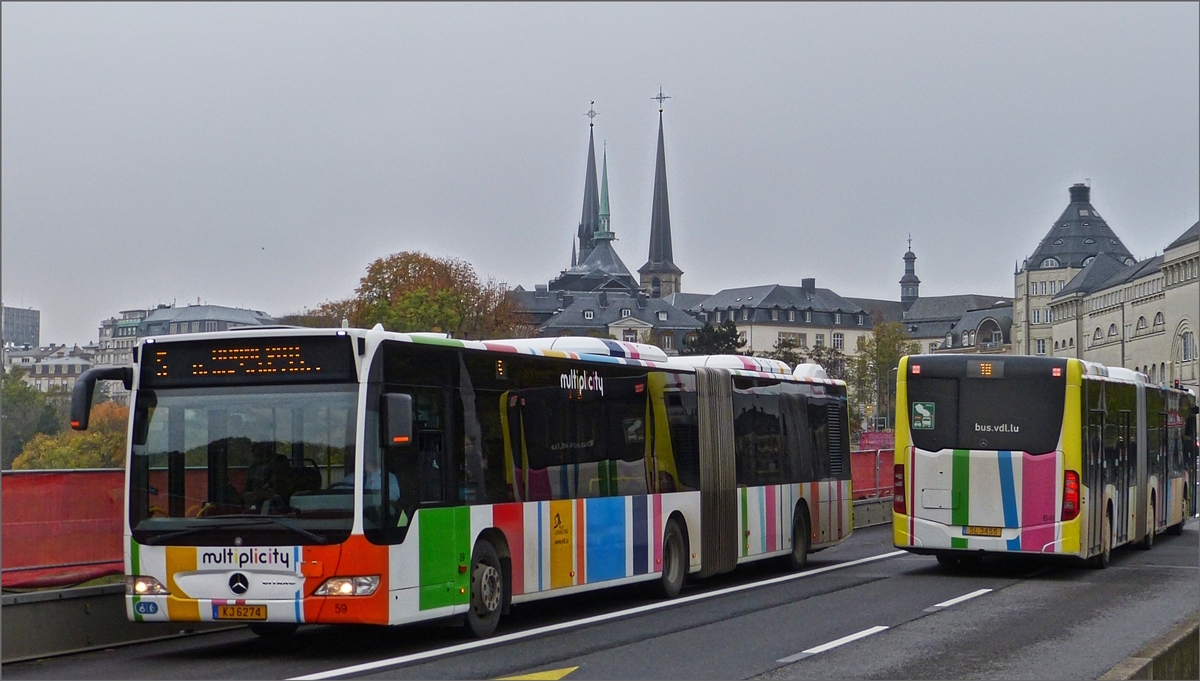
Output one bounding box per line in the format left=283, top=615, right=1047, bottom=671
left=464, top=539, right=504, bottom=638
left=1140, top=498, right=1155, bottom=550
left=659, top=519, right=686, bottom=599
left=935, top=553, right=959, bottom=568
left=1091, top=506, right=1112, bottom=569
left=249, top=623, right=298, bottom=639
left=786, top=505, right=810, bottom=571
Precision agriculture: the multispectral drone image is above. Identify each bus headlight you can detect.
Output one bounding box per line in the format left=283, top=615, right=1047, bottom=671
left=127, top=575, right=170, bottom=596
left=314, top=576, right=380, bottom=596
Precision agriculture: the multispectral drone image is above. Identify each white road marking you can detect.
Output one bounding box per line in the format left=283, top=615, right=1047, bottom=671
left=288, top=550, right=906, bottom=680
left=924, top=587, right=992, bottom=611
left=776, top=625, right=889, bottom=662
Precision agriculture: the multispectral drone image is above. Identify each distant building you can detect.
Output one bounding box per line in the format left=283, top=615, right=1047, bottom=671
left=139, top=303, right=276, bottom=337
left=1047, top=221, right=1198, bottom=393
left=685, top=279, right=872, bottom=357
left=97, top=308, right=153, bottom=367
left=2, top=305, right=40, bottom=348
left=848, top=242, right=1012, bottom=356
left=1013, top=183, right=1135, bottom=357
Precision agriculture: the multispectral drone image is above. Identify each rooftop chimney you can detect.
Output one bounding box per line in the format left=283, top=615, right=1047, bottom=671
left=1069, top=183, right=1090, bottom=204
left=801, top=278, right=816, bottom=294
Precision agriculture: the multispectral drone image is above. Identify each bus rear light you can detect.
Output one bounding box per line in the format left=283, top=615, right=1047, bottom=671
left=315, top=576, right=380, bottom=596
left=1062, top=470, right=1080, bottom=521
left=911, top=364, right=921, bottom=374
left=893, top=464, right=906, bottom=514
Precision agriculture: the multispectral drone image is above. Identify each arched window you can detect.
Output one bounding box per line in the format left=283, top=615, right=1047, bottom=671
left=962, top=331, right=969, bottom=346
left=1054, top=341, right=1059, bottom=350
left=1093, top=328, right=1103, bottom=341
left=1069, top=338, right=1074, bottom=347
left=1082, top=256, right=1095, bottom=267
left=1161, top=362, right=1166, bottom=382
left=968, top=331, right=976, bottom=345
left=1183, top=331, right=1196, bottom=362
left=1136, top=316, right=1147, bottom=330
left=1083, top=238, right=1095, bottom=244
left=1154, top=312, right=1165, bottom=326
left=946, top=333, right=953, bottom=347
left=651, top=277, right=662, bottom=298
left=1150, top=364, right=1157, bottom=382
left=1108, top=324, right=1118, bottom=337
left=1041, top=257, right=1060, bottom=268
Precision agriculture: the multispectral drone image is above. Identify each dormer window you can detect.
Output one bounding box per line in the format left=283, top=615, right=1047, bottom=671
left=771, top=309, right=779, bottom=321
left=1078, top=209, right=1089, bottom=216
left=1053, top=239, right=1064, bottom=245
left=620, top=308, right=631, bottom=318
left=1041, top=257, right=1060, bottom=268
left=1082, top=256, right=1095, bottom=267
left=788, top=310, right=796, bottom=322
left=584, top=310, right=594, bottom=320
left=1083, top=238, right=1095, bottom=244
left=834, top=313, right=842, bottom=324
left=657, top=311, right=668, bottom=321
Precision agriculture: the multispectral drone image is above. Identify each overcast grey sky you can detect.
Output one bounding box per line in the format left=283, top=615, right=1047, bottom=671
left=3, top=2, right=1197, bottom=345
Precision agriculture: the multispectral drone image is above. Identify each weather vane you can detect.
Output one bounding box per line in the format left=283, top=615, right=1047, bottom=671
left=908, top=234, right=912, bottom=250
left=653, top=87, right=671, bottom=112
left=585, top=101, right=599, bottom=127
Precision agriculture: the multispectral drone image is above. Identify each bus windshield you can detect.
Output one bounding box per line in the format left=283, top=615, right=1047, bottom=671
left=907, top=375, right=1065, bottom=454
left=128, top=383, right=358, bottom=546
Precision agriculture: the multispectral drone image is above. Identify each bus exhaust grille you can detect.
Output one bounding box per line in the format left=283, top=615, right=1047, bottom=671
left=828, top=403, right=845, bottom=477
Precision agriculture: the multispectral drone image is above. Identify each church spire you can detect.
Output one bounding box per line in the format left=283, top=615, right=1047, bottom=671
left=900, top=234, right=920, bottom=311
left=577, top=103, right=601, bottom=266
left=594, top=145, right=614, bottom=242
left=639, top=91, right=683, bottom=298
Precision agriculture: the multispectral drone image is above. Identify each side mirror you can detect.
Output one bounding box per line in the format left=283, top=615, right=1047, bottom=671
left=382, top=393, right=413, bottom=447
left=71, top=367, right=133, bottom=430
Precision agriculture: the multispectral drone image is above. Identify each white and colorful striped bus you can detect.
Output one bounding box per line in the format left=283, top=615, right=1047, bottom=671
left=893, top=354, right=1198, bottom=568
left=71, top=326, right=853, bottom=638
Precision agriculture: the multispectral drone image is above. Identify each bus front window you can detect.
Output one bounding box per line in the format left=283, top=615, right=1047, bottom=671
left=129, top=384, right=358, bottom=546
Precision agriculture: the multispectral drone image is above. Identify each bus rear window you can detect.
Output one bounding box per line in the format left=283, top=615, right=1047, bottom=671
left=908, top=377, right=1065, bottom=453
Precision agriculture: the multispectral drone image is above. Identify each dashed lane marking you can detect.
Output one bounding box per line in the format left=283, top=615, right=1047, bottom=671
left=777, top=625, right=890, bottom=663
left=924, top=587, right=993, bottom=612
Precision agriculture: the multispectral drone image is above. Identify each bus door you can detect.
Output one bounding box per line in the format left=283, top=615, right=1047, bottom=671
left=1085, top=406, right=1105, bottom=558
left=1116, top=410, right=1133, bottom=545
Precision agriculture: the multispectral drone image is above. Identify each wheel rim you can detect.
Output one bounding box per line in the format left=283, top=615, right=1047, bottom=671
left=473, top=561, right=502, bottom=615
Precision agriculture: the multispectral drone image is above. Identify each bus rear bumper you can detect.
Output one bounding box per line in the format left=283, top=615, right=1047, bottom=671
left=894, top=515, right=1072, bottom=555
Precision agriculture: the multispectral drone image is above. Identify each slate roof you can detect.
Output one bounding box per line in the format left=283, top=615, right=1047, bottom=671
left=1052, top=252, right=1132, bottom=300
left=903, top=295, right=1011, bottom=322
left=547, top=238, right=641, bottom=294
left=1165, top=221, right=1199, bottom=252
left=140, top=304, right=275, bottom=333
left=693, top=284, right=863, bottom=314
left=540, top=292, right=702, bottom=333
left=845, top=298, right=907, bottom=324
left=1025, top=184, right=1134, bottom=271
left=663, top=292, right=711, bottom=311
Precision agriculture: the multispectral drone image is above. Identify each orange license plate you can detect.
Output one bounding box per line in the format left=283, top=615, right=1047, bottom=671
left=216, top=604, right=267, bottom=620
left=963, top=526, right=1003, bottom=537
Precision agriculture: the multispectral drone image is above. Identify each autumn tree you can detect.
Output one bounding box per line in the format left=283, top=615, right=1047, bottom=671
left=289, top=251, right=529, bottom=339
left=761, top=336, right=804, bottom=367
left=802, top=344, right=849, bottom=380
left=1, top=369, right=65, bottom=469
left=682, top=320, right=747, bottom=356
left=12, top=402, right=129, bottom=470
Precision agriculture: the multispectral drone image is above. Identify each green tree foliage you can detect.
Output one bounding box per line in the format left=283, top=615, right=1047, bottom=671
left=12, top=402, right=129, bottom=470
left=682, top=320, right=747, bottom=356
left=1, top=368, right=65, bottom=469
left=857, top=321, right=921, bottom=429
left=291, top=251, right=530, bottom=339
left=761, top=336, right=804, bottom=367
left=802, top=344, right=848, bottom=380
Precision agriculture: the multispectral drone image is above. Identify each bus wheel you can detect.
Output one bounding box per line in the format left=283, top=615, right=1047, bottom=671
left=936, top=553, right=959, bottom=568
left=786, top=506, right=810, bottom=571
left=249, top=623, right=298, bottom=639
left=1091, top=507, right=1112, bottom=569
left=659, top=519, right=686, bottom=599
left=1140, top=501, right=1155, bottom=550
left=464, top=540, right=504, bottom=638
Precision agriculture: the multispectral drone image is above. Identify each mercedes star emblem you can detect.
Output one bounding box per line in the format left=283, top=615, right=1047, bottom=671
left=229, top=573, right=250, bottom=595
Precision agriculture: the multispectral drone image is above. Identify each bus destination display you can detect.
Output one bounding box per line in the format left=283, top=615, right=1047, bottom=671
left=140, top=336, right=356, bottom=387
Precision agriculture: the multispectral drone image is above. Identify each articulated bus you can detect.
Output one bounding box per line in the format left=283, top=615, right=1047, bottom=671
left=72, top=326, right=852, bottom=638
left=893, top=354, right=1198, bottom=568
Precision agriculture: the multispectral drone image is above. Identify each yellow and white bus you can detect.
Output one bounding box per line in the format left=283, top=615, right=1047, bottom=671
left=72, top=326, right=853, bottom=638
left=893, top=354, right=1197, bottom=568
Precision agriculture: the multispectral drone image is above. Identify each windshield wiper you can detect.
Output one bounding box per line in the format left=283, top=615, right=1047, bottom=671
left=140, top=517, right=327, bottom=545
